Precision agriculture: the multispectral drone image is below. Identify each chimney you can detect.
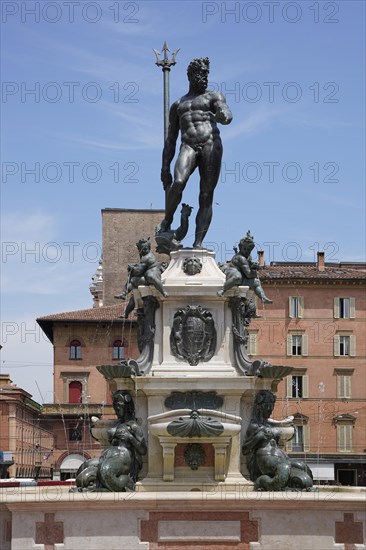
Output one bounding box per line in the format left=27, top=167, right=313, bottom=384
left=317, top=251, right=325, bottom=272
left=0, top=374, right=12, bottom=387
left=258, top=250, right=265, bottom=267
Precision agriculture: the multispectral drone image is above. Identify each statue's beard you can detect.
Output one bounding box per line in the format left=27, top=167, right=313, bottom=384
left=191, top=76, right=207, bottom=93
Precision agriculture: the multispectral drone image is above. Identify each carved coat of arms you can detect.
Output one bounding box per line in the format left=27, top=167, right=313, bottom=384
left=170, top=305, right=216, bottom=366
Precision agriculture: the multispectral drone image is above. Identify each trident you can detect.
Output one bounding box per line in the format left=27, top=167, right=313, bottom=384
left=154, top=42, right=179, bottom=209
left=153, top=41, right=180, bottom=144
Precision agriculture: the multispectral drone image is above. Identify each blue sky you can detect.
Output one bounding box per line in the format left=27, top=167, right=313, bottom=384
left=1, top=0, right=365, bottom=401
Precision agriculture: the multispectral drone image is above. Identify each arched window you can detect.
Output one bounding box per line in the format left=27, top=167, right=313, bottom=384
left=69, top=340, right=82, bottom=360
left=69, top=381, right=82, bottom=403
left=112, top=339, right=125, bottom=360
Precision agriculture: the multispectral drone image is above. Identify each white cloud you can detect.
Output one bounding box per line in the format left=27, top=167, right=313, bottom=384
left=225, top=107, right=281, bottom=140
left=0, top=316, right=54, bottom=403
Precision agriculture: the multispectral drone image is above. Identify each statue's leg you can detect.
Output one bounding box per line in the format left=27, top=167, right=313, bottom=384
left=252, top=279, right=273, bottom=304
left=124, top=296, right=135, bottom=318
left=163, top=145, right=196, bottom=228
left=145, top=270, right=169, bottom=298
left=223, top=270, right=243, bottom=292
left=193, top=140, right=222, bottom=247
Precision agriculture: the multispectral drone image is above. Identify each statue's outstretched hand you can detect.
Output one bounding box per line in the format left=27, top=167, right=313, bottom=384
left=161, top=169, right=172, bottom=191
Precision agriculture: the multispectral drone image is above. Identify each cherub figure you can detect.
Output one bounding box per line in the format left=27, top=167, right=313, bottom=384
left=218, top=231, right=272, bottom=303
left=115, top=238, right=168, bottom=318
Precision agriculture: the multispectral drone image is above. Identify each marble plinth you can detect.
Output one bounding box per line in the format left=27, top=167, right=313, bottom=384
left=1, top=487, right=365, bottom=550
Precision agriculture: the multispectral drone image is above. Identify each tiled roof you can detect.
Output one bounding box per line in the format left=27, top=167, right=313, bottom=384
left=37, top=304, right=136, bottom=342
left=37, top=303, right=134, bottom=322
left=259, top=265, right=366, bottom=282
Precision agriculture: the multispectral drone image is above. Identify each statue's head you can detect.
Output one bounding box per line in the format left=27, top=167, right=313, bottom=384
left=187, top=57, right=210, bottom=93
left=254, top=390, right=276, bottom=419
left=112, top=390, right=135, bottom=420
left=239, top=231, right=255, bottom=256
left=136, top=237, right=151, bottom=256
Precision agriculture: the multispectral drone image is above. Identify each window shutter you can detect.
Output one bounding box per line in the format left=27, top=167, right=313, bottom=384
left=286, top=376, right=293, bottom=398
left=248, top=332, right=257, bottom=355
left=338, top=425, right=352, bottom=452
left=298, top=297, right=304, bottom=318
left=333, top=335, right=340, bottom=356
left=289, top=297, right=293, bottom=318
left=301, top=334, right=308, bottom=356
left=349, top=297, right=355, bottom=319
left=253, top=333, right=258, bottom=355
left=287, top=335, right=292, bottom=356
left=302, top=375, right=309, bottom=398
left=337, top=425, right=344, bottom=451
left=347, top=425, right=353, bottom=452
left=349, top=335, right=356, bottom=357
left=337, top=375, right=351, bottom=399
left=334, top=297, right=340, bottom=318
left=303, top=425, right=310, bottom=452
left=344, top=376, right=351, bottom=398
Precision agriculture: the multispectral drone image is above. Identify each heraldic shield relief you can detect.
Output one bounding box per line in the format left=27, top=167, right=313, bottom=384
left=170, top=305, right=217, bottom=366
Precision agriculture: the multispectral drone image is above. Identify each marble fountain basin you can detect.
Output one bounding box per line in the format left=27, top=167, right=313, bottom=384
left=148, top=409, right=242, bottom=439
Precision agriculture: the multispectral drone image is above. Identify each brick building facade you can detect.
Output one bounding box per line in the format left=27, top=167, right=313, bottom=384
left=37, top=304, right=138, bottom=479
left=0, top=375, right=54, bottom=479
left=102, top=208, right=165, bottom=305
left=251, top=253, right=366, bottom=485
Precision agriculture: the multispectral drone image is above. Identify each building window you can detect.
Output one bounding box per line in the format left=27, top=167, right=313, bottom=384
left=286, top=373, right=309, bottom=398
left=289, top=296, right=303, bottom=319
left=292, top=335, right=302, bottom=356
left=69, top=426, right=82, bottom=441
left=337, top=425, right=353, bottom=452
left=292, top=376, right=303, bottom=398
left=340, top=336, right=349, bottom=356
left=334, top=414, right=356, bottom=453
left=334, top=335, right=356, bottom=357
left=112, top=340, right=125, bottom=360
left=286, top=413, right=310, bottom=452
left=292, top=425, right=304, bottom=452
left=334, top=297, right=355, bottom=319
left=68, top=381, right=82, bottom=404
left=334, top=369, right=354, bottom=399
left=287, top=334, right=308, bottom=356
left=69, top=340, right=82, bottom=360
left=340, top=298, right=350, bottom=319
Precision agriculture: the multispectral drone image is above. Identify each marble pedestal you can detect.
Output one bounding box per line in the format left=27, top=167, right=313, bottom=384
left=103, top=249, right=284, bottom=491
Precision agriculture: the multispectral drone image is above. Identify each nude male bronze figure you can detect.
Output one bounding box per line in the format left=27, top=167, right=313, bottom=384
left=159, top=57, right=232, bottom=248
